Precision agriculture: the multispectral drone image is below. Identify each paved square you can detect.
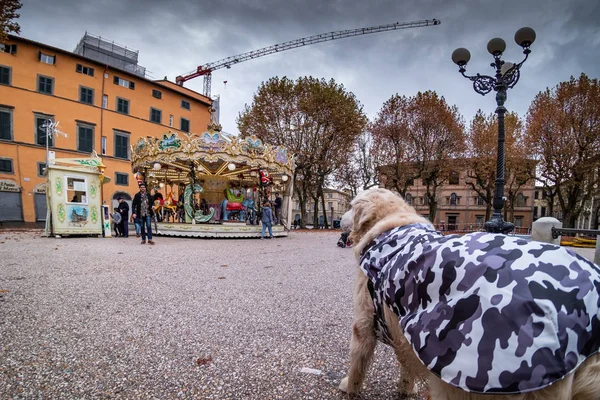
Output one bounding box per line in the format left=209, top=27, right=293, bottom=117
left=0, top=230, right=416, bottom=399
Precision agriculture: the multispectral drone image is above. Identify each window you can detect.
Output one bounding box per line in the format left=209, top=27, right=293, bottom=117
left=66, top=176, right=87, bottom=204
left=541, top=206, right=547, bottom=217
left=101, top=136, right=107, bottom=155
left=39, top=52, right=55, bottom=65
left=0, top=43, right=17, bottom=54
left=423, top=196, right=429, bottom=205
left=0, top=65, right=11, bottom=85
left=475, top=215, right=484, bottom=226
left=36, top=116, right=54, bottom=147
left=407, top=178, right=415, bottom=186
left=477, top=196, right=485, bottom=206
left=169, top=114, right=173, bottom=127
left=152, top=89, right=162, bottom=99
left=37, top=162, right=46, bottom=177
left=405, top=193, right=412, bottom=205
left=115, top=172, right=129, bottom=186
left=516, top=193, right=525, bottom=207
left=181, top=100, right=190, bottom=110
left=180, top=118, right=190, bottom=132
left=113, top=76, right=135, bottom=89
left=534, top=191, right=539, bottom=200
left=79, top=86, right=94, bottom=105
left=37, top=75, right=54, bottom=95
left=449, top=171, right=459, bottom=185
left=150, top=107, right=162, bottom=124
left=514, top=216, right=523, bottom=227
left=0, top=108, right=12, bottom=140
left=77, top=124, right=94, bottom=153
left=114, top=131, right=130, bottom=159
left=75, top=63, right=94, bottom=76
left=327, top=193, right=332, bottom=199
left=102, top=95, right=108, bottom=108
left=116, top=98, right=129, bottom=114
left=327, top=201, right=333, bottom=210
left=533, top=207, right=538, bottom=218
left=449, top=193, right=457, bottom=205
left=0, top=157, right=13, bottom=173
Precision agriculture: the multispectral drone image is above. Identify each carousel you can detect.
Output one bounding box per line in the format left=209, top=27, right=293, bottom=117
left=130, top=127, right=294, bottom=238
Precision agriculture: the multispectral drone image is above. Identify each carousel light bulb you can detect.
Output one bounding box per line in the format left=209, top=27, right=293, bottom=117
left=228, top=163, right=236, bottom=171
left=153, top=162, right=162, bottom=170
left=281, top=174, right=289, bottom=182
left=159, top=183, right=164, bottom=188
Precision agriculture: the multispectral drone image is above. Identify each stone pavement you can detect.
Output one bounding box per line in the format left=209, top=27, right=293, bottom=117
left=0, top=230, right=596, bottom=399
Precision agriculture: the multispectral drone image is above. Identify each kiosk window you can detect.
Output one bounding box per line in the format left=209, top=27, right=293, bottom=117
left=66, top=176, right=87, bottom=204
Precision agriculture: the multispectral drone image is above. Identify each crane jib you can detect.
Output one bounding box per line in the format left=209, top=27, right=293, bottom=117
left=175, top=18, right=441, bottom=96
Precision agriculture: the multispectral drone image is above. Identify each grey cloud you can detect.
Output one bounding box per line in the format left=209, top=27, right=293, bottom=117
left=17, top=0, right=599, bottom=134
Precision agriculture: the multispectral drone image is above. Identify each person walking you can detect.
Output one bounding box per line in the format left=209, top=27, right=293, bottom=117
left=117, top=196, right=129, bottom=238
left=132, top=183, right=155, bottom=245
left=273, top=193, right=282, bottom=225
left=261, top=201, right=274, bottom=239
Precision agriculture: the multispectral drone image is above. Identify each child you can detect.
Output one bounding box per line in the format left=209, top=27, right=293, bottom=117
left=112, top=207, right=122, bottom=237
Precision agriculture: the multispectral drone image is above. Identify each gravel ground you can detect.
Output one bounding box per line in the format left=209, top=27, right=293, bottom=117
left=1, top=230, right=595, bottom=400
left=0, top=230, right=428, bottom=400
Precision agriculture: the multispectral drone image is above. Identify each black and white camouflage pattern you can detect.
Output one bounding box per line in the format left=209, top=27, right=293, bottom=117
left=359, top=223, right=600, bottom=394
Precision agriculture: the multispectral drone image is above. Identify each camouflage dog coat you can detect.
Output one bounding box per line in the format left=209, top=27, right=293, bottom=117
left=359, top=223, right=600, bottom=394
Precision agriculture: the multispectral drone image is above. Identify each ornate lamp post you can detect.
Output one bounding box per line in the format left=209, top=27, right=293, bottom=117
left=452, top=27, right=536, bottom=234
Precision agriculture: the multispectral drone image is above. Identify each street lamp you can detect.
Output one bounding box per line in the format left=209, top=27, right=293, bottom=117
left=452, top=27, right=536, bottom=234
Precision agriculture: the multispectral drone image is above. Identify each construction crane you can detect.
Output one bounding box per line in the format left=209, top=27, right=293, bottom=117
left=175, top=18, right=441, bottom=97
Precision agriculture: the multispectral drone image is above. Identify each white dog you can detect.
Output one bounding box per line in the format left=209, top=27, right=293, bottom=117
left=339, top=188, right=600, bottom=399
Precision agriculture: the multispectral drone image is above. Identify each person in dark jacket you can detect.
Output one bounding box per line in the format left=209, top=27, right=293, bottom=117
left=261, top=201, right=274, bottom=239
left=131, top=183, right=155, bottom=245
left=117, top=196, right=129, bottom=238
left=273, top=193, right=282, bottom=225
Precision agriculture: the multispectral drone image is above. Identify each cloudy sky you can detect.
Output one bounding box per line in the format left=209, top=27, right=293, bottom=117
left=18, top=0, right=600, bottom=135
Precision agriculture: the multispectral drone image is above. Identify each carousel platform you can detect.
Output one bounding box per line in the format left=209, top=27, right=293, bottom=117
left=154, top=222, right=289, bottom=238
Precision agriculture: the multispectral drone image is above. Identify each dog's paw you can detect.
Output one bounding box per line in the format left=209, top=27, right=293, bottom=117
left=339, top=376, right=349, bottom=392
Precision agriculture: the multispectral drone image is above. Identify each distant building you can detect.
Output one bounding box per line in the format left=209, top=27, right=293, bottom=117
left=291, top=188, right=352, bottom=227
left=379, top=163, right=536, bottom=232
left=0, top=34, right=212, bottom=223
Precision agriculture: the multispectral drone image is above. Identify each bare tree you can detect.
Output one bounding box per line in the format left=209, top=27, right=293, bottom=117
left=0, top=0, right=21, bottom=41
left=526, top=73, right=600, bottom=227
left=238, top=76, right=366, bottom=228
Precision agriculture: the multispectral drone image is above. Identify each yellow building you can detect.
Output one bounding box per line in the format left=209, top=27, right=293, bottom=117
left=0, top=34, right=211, bottom=223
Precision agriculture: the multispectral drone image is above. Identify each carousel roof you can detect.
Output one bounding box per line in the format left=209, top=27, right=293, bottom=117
left=130, top=130, right=295, bottom=184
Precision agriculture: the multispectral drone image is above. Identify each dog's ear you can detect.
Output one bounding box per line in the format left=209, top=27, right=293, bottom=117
left=351, top=196, right=378, bottom=240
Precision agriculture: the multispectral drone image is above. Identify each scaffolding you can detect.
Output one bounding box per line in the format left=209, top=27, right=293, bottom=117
left=74, top=32, right=147, bottom=77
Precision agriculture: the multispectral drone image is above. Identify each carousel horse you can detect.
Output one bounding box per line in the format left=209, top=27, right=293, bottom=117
left=242, top=197, right=256, bottom=225
left=221, top=188, right=246, bottom=221
left=153, top=192, right=178, bottom=222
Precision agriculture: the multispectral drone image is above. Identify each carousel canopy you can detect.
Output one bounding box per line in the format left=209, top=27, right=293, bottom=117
left=130, top=131, right=294, bottom=186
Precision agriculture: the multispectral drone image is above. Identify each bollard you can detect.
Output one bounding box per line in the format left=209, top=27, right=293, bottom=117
left=531, top=217, right=562, bottom=245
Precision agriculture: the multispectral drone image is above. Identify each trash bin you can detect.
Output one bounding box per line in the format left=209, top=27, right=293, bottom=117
left=333, top=220, right=341, bottom=229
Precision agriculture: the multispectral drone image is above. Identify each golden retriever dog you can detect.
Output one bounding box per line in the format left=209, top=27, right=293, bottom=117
left=339, top=188, right=600, bottom=399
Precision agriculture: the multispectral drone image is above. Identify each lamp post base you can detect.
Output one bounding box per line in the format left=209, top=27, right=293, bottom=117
left=484, top=214, right=514, bottom=234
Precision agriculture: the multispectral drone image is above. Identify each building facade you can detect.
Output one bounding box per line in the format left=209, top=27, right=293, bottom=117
left=291, top=188, right=352, bottom=226
left=0, top=34, right=211, bottom=223
left=381, top=168, right=536, bottom=233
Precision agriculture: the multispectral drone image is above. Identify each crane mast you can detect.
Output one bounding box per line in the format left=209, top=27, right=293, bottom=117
left=176, top=18, right=440, bottom=96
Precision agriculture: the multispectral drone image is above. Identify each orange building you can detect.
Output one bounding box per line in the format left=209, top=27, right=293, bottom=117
left=0, top=34, right=212, bottom=223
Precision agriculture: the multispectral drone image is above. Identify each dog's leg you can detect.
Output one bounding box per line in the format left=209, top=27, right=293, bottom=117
left=339, top=319, right=377, bottom=393
left=340, top=273, right=377, bottom=394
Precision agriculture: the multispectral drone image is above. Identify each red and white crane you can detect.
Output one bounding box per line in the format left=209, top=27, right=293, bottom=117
left=175, top=18, right=441, bottom=97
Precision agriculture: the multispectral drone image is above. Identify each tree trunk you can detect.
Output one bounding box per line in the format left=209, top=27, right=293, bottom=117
left=312, top=195, right=320, bottom=227
left=320, top=191, right=329, bottom=229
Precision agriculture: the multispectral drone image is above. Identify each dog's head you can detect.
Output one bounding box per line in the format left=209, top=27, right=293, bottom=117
left=345, top=188, right=432, bottom=256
